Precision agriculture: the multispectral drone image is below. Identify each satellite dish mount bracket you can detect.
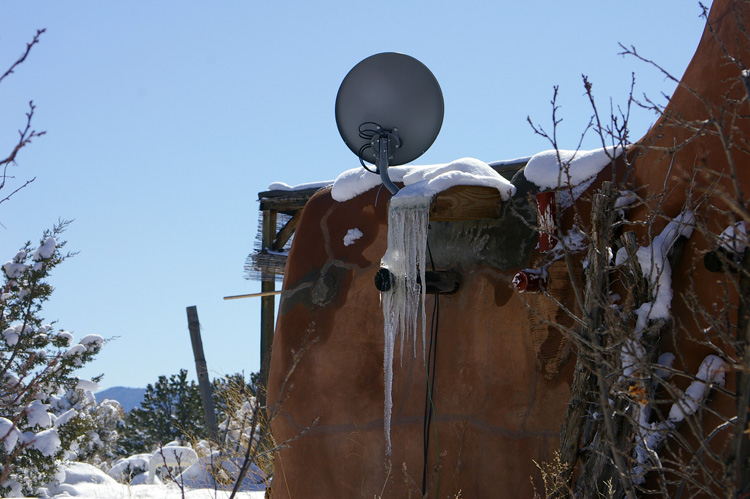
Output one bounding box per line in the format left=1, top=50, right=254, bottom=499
left=370, top=126, right=401, bottom=195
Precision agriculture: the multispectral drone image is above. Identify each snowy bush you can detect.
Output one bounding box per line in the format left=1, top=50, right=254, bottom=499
left=49, top=388, right=124, bottom=466
left=211, top=372, right=260, bottom=447
left=0, top=224, right=107, bottom=496
left=107, top=452, right=151, bottom=483
left=182, top=376, right=267, bottom=492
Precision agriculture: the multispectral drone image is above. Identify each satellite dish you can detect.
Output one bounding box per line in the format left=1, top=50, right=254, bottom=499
left=335, top=52, right=444, bottom=194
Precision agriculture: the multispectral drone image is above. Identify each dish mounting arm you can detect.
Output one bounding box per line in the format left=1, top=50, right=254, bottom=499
left=373, top=127, right=401, bottom=195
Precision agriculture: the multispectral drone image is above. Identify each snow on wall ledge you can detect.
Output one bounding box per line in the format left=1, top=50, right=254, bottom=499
left=524, top=146, right=622, bottom=191
left=331, top=157, right=516, bottom=202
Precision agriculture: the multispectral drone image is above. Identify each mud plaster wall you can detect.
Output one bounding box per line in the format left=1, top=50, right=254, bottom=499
left=265, top=1, right=750, bottom=496
left=267, top=185, right=577, bottom=498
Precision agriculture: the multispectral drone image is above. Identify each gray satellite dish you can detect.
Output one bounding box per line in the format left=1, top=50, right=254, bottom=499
left=335, top=52, right=444, bottom=194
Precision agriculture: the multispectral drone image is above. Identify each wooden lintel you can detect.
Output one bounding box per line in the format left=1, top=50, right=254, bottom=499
left=258, top=187, right=324, bottom=212
left=272, top=210, right=302, bottom=251
left=429, top=185, right=503, bottom=221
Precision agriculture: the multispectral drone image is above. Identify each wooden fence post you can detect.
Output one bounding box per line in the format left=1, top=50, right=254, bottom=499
left=186, top=305, right=220, bottom=443
left=259, top=209, right=277, bottom=409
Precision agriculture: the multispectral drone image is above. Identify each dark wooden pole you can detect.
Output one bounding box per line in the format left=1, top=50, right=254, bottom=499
left=259, top=209, right=277, bottom=408
left=374, top=268, right=461, bottom=295
left=186, top=305, right=219, bottom=442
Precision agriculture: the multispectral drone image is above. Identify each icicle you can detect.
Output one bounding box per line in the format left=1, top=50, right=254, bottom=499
left=380, top=194, right=430, bottom=455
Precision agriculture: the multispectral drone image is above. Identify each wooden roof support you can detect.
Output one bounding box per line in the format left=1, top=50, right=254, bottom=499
left=258, top=186, right=324, bottom=212
left=259, top=209, right=276, bottom=409
left=272, top=210, right=302, bottom=252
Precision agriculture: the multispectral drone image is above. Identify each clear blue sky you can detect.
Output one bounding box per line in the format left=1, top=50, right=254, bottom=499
left=0, top=1, right=707, bottom=389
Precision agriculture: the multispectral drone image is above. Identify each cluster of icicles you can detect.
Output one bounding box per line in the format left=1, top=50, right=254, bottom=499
left=380, top=195, right=430, bottom=455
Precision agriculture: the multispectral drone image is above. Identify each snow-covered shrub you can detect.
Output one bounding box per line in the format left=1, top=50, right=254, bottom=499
left=211, top=372, right=260, bottom=447
left=0, top=224, right=107, bottom=496
left=187, top=373, right=269, bottom=491
left=42, top=462, right=119, bottom=497
left=107, top=452, right=151, bottom=483
left=212, top=395, right=262, bottom=463
left=112, top=371, right=266, bottom=490
left=49, top=388, right=124, bottom=467
left=174, top=453, right=266, bottom=492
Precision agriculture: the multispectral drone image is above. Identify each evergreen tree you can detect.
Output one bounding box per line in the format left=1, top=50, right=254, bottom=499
left=0, top=224, right=106, bottom=496
left=119, top=369, right=205, bottom=455
left=0, top=28, right=112, bottom=496
left=118, top=371, right=259, bottom=457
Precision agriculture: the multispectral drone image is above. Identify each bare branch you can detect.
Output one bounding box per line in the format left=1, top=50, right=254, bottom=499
left=0, top=29, right=45, bottom=85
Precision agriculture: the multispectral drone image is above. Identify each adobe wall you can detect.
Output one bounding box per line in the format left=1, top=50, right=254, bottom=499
left=267, top=0, right=750, bottom=496
left=266, top=185, right=576, bottom=498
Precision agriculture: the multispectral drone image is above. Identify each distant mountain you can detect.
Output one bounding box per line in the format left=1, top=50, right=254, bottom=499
left=95, top=386, right=146, bottom=412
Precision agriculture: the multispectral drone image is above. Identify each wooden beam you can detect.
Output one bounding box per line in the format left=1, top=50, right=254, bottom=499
left=374, top=268, right=461, bottom=294
left=258, top=187, right=323, bottom=212
left=259, top=210, right=277, bottom=409
left=224, top=290, right=283, bottom=300
left=430, top=185, right=503, bottom=221
left=272, top=210, right=302, bottom=251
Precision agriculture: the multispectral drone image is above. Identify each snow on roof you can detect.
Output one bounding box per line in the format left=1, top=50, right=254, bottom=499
left=488, top=156, right=532, bottom=167
left=524, top=146, right=622, bottom=191
left=331, top=157, right=516, bottom=202
left=265, top=180, right=333, bottom=191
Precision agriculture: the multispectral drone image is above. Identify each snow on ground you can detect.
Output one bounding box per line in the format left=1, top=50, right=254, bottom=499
left=29, top=462, right=265, bottom=499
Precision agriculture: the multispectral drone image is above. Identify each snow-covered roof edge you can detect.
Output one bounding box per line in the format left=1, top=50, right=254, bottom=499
left=331, top=157, right=517, bottom=202
left=265, top=180, right=333, bottom=192
left=524, top=146, right=623, bottom=191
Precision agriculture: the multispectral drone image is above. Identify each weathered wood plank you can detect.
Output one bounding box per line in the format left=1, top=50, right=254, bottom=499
left=429, top=185, right=503, bottom=221
left=258, top=187, right=323, bottom=212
